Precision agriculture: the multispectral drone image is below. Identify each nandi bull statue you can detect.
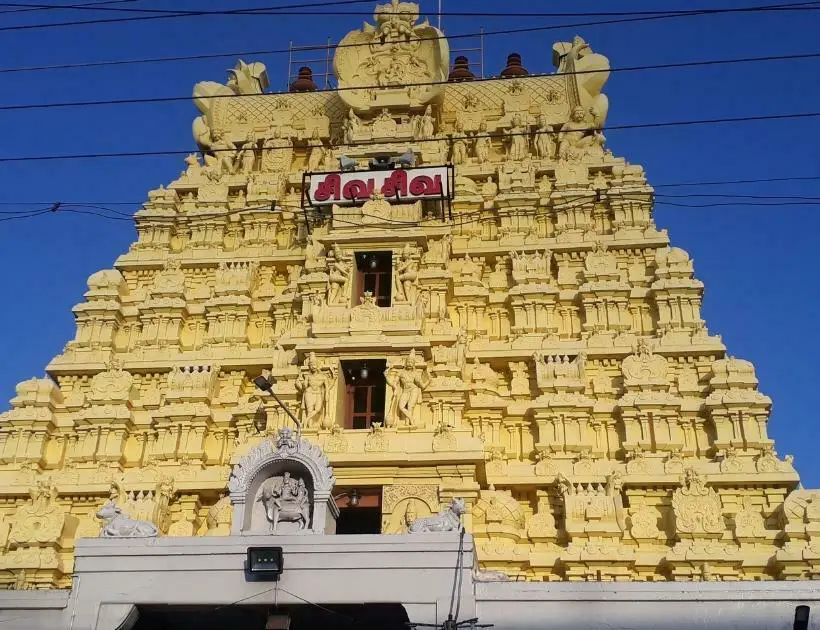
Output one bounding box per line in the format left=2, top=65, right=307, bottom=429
left=96, top=500, right=158, bottom=538
left=258, top=472, right=311, bottom=533
left=408, top=498, right=465, bottom=533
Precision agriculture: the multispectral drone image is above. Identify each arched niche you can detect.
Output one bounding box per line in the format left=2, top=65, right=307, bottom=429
left=228, top=428, right=338, bottom=535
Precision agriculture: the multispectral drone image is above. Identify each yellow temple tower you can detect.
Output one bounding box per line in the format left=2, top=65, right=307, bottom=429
left=1, top=0, right=818, bottom=590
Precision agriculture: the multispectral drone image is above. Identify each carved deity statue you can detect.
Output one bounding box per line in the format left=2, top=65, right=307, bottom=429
left=307, top=129, right=326, bottom=172
left=258, top=472, right=310, bottom=533
left=385, top=350, right=430, bottom=427
left=343, top=108, right=362, bottom=144
left=534, top=114, right=555, bottom=160
left=238, top=133, right=258, bottom=174
left=450, top=122, right=469, bottom=166
left=326, top=244, right=351, bottom=305
left=557, top=105, right=605, bottom=161
left=474, top=122, right=491, bottom=164
left=393, top=243, right=420, bottom=303
left=412, top=105, right=436, bottom=140
left=506, top=114, right=530, bottom=162
left=295, top=352, right=336, bottom=429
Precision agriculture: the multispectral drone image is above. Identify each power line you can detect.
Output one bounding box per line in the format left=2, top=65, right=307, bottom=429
left=1, top=110, right=819, bottom=163
left=653, top=175, right=820, bottom=188
left=0, top=0, right=144, bottom=16
left=4, top=1, right=820, bottom=17
left=0, top=1, right=817, bottom=33
left=4, top=50, right=820, bottom=110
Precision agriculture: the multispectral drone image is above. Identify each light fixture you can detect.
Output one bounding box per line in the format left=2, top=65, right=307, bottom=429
left=253, top=375, right=273, bottom=392
left=348, top=489, right=361, bottom=507
left=339, top=155, right=357, bottom=172
left=247, top=546, right=283, bottom=580
left=795, top=606, right=810, bottom=630
left=360, top=363, right=369, bottom=379
left=368, top=254, right=379, bottom=270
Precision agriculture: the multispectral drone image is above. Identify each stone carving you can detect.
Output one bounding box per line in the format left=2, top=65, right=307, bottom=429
left=622, top=339, right=668, bottom=389
left=411, top=105, right=436, bottom=140
left=261, top=128, right=293, bottom=174
left=782, top=489, right=820, bottom=526
left=295, top=352, right=337, bottom=429
left=342, top=108, right=362, bottom=144
left=527, top=496, right=557, bottom=539
left=9, top=480, right=66, bottom=545
left=372, top=108, right=398, bottom=138
left=214, top=261, right=257, bottom=296
left=108, top=479, right=174, bottom=534
left=97, top=501, right=158, bottom=538
left=258, top=472, right=310, bottom=532
left=465, top=357, right=501, bottom=396
left=510, top=250, right=552, bottom=285
left=364, top=422, right=389, bottom=452
left=205, top=496, right=232, bottom=536
left=672, top=469, right=724, bottom=536
left=450, top=123, right=469, bottom=166
left=534, top=114, right=555, bottom=160
left=558, top=473, right=625, bottom=537
left=323, top=425, right=349, bottom=454
left=307, top=129, right=327, bottom=172
left=474, top=489, right=526, bottom=529
left=505, top=114, right=530, bottom=162
left=553, top=35, right=611, bottom=125
left=385, top=350, right=431, bottom=426
left=534, top=352, right=586, bottom=392
left=629, top=505, right=661, bottom=541
left=393, top=243, right=420, bottom=303
left=474, top=122, right=491, bottom=163
left=237, top=133, right=258, bottom=174
left=333, top=0, right=449, bottom=111
left=432, top=422, right=457, bottom=452
left=408, top=498, right=465, bottom=533
left=557, top=106, right=606, bottom=162
left=326, top=244, right=352, bottom=305
left=734, top=498, right=766, bottom=540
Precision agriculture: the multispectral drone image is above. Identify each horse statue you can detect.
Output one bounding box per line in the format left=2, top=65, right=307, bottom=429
left=96, top=500, right=158, bottom=538
left=258, top=472, right=310, bottom=533
left=408, top=498, right=465, bottom=533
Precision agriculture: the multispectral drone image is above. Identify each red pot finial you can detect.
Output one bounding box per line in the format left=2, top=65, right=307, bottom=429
left=448, top=56, right=475, bottom=82
left=289, top=66, right=318, bottom=92
left=500, top=53, right=528, bottom=78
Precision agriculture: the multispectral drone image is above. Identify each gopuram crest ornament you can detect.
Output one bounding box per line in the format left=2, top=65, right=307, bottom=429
left=333, top=0, right=449, bottom=111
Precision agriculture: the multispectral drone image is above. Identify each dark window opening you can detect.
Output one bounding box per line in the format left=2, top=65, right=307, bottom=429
left=335, top=488, right=382, bottom=535
left=342, top=359, right=387, bottom=430
left=355, top=251, right=392, bottom=307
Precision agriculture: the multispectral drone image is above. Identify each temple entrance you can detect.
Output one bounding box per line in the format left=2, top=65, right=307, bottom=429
left=133, top=603, right=409, bottom=630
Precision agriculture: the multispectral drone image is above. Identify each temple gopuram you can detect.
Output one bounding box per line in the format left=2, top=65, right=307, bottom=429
left=1, top=2, right=819, bottom=628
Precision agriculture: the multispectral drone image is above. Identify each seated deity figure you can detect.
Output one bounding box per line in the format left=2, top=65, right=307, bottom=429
left=557, top=106, right=606, bottom=160
left=258, top=472, right=310, bottom=532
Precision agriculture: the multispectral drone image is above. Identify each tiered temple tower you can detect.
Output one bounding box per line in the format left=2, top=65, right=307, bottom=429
left=2, top=0, right=818, bottom=588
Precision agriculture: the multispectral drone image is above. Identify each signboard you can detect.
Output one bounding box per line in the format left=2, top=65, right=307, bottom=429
left=305, top=166, right=451, bottom=207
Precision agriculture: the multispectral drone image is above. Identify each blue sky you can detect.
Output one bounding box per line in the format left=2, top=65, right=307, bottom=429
left=0, top=0, right=818, bottom=485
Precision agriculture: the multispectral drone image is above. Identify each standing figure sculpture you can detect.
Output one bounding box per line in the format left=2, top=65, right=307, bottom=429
left=385, top=350, right=430, bottom=427
left=534, top=114, right=555, bottom=160
left=343, top=108, right=362, bottom=144
left=450, top=122, right=469, bottom=166
left=307, top=129, right=326, bottom=172
left=326, top=244, right=351, bottom=305
left=295, top=352, right=335, bottom=429
left=506, top=114, right=529, bottom=161
left=414, top=105, right=436, bottom=140
left=393, top=243, right=419, bottom=303
left=474, top=122, right=491, bottom=164
left=258, top=472, right=310, bottom=532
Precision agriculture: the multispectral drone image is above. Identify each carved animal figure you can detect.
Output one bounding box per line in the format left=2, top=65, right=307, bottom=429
left=258, top=473, right=310, bottom=533
left=408, top=498, right=465, bottom=533
left=96, top=501, right=158, bottom=538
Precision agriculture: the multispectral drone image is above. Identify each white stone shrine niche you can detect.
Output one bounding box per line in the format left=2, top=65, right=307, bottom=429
left=228, top=428, right=338, bottom=535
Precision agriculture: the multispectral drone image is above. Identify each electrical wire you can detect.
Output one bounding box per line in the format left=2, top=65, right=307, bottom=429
left=0, top=0, right=145, bottom=16
left=1, top=110, right=818, bottom=163
left=1, top=1, right=817, bottom=34
left=4, top=51, right=820, bottom=109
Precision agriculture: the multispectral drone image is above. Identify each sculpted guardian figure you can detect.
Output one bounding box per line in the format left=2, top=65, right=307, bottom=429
left=534, top=114, right=555, bottom=160
left=506, top=114, right=530, bottom=162
left=557, top=106, right=606, bottom=160
left=295, top=352, right=335, bottom=429
left=385, top=350, right=430, bottom=427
